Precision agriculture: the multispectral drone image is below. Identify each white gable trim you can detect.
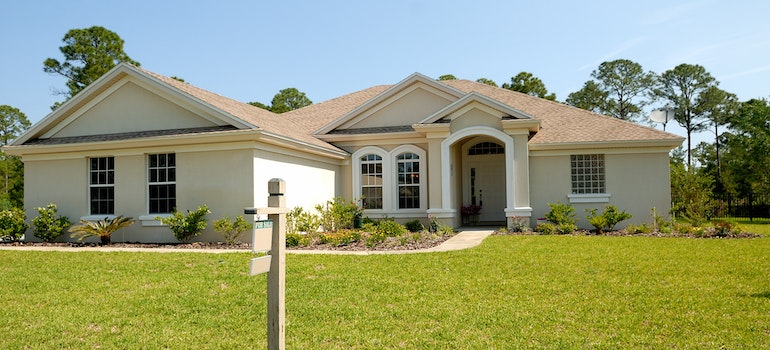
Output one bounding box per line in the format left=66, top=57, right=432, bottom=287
left=314, top=73, right=465, bottom=135
left=420, top=92, right=535, bottom=125
left=13, top=63, right=254, bottom=146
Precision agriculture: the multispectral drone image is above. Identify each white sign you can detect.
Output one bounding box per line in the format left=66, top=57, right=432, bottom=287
left=252, top=227, right=272, bottom=253
left=250, top=255, right=271, bottom=275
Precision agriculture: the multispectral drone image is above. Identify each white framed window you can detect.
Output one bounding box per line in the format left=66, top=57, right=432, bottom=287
left=148, top=153, right=176, bottom=214
left=396, top=152, right=420, bottom=209
left=89, top=157, right=114, bottom=215
left=570, top=154, right=605, bottom=194
left=360, top=153, right=383, bottom=209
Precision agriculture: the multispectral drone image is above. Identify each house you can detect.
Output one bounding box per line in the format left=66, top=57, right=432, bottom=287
left=5, top=63, right=683, bottom=242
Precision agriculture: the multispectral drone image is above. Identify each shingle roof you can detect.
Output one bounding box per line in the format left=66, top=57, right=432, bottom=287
left=138, top=67, right=345, bottom=152
left=441, top=80, right=683, bottom=144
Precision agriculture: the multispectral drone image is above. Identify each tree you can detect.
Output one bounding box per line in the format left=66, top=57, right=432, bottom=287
left=248, top=101, right=271, bottom=111
left=591, top=59, right=657, bottom=121
left=43, top=26, right=140, bottom=102
left=565, top=80, right=609, bottom=113
left=721, top=98, right=770, bottom=197
left=475, top=78, right=498, bottom=87
left=437, top=74, right=457, bottom=81
left=270, top=88, right=312, bottom=113
left=502, top=72, right=556, bottom=101
left=695, top=86, right=739, bottom=177
left=0, top=105, right=30, bottom=205
left=655, top=64, right=717, bottom=167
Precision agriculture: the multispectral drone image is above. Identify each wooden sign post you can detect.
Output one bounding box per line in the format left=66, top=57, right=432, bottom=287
left=246, top=178, right=288, bottom=350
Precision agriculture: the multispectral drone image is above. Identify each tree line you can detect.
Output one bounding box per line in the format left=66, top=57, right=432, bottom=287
left=1, top=26, right=766, bottom=223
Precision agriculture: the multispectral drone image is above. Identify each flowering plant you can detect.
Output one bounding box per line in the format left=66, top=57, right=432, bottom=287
left=461, top=205, right=482, bottom=215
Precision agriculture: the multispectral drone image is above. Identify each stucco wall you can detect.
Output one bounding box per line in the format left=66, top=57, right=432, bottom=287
left=22, top=147, right=257, bottom=243
left=529, top=151, right=672, bottom=229
left=342, top=87, right=452, bottom=129
left=252, top=149, right=339, bottom=217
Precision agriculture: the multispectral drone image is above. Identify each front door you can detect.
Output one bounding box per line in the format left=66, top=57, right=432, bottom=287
left=464, top=142, right=506, bottom=224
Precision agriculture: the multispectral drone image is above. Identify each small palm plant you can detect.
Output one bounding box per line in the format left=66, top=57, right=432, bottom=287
left=69, top=215, right=135, bottom=244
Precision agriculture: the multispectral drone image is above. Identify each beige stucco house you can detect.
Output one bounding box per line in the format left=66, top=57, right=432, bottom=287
left=5, top=63, right=683, bottom=243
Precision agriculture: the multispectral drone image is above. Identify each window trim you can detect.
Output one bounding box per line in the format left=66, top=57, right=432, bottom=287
left=391, top=145, right=426, bottom=212
left=568, top=154, right=609, bottom=204
left=352, top=147, right=389, bottom=213
left=88, top=156, right=115, bottom=215
left=147, top=153, right=177, bottom=215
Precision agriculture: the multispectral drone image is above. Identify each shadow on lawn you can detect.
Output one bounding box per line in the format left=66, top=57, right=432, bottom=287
left=746, top=291, right=770, bottom=299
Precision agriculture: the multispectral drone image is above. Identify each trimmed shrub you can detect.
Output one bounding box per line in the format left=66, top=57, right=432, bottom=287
left=404, top=219, right=424, bottom=233
left=158, top=205, right=210, bottom=243
left=545, top=202, right=576, bottom=226
left=535, top=223, right=556, bottom=235
left=213, top=215, right=253, bottom=245
left=555, top=223, right=578, bottom=235
left=0, top=207, right=27, bottom=241
left=32, top=203, right=71, bottom=242
left=586, top=205, right=632, bottom=234
left=378, top=219, right=407, bottom=237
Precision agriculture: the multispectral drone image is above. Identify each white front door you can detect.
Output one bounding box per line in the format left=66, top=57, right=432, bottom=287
left=466, top=153, right=506, bottom=223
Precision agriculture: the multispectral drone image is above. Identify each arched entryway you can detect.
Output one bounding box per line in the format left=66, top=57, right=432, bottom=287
left=461, top=138, right=506, bottom=225
left=440, top=126, right=515, bottom=227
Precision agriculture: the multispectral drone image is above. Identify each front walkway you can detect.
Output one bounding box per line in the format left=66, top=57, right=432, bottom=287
left=0, top=228, right=496, bottom=254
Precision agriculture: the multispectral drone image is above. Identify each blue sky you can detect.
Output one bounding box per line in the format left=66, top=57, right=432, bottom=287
left=2, top=0, right=769, bottom=145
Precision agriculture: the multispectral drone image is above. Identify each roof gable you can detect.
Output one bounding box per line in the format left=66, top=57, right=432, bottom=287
left=13, top=63, right=256, bottom=145
left=419, top=92, right=535, bottom=124
left=314, top=73, right=465, bottom=135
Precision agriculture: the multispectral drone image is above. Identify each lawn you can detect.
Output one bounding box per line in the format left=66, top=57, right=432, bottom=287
left=1, top=235, right=769, bottom=348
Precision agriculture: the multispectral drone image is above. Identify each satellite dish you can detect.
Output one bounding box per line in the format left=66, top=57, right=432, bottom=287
left=650, top=107, right=675, bottom=130
left=650, top=108, right=675, bottom=123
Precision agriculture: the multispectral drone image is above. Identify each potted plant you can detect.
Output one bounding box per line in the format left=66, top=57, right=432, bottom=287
left=69, top=215, right=135, bottom=244
left=461, top=204, right=482, bottom=225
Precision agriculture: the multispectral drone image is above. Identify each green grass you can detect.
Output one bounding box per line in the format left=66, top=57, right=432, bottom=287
left=731, top=218, right=770, bottom=236
left=2, top=236, right=770, bottom=348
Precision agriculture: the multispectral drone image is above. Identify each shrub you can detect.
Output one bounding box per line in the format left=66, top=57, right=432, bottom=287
left=535, top=223, right=555, bottom=235
left=69, top=215, right=134, bottom=244
left=404, top=219, right=424, bottom=233
left=319, top=229, right=361, bottom=246
left=585, top=205, right=632, bottom=234
left=555, top=223, right=578, bottom=235
left=32, top=203, right=71, bottom=242
left=315, top=197, right=362, bottom=232
left=712, top=220, right=740, bottom=237
left=378, top=219, right=407, bottom=237
left=287, top=206, right=320, bottom=234
left=625, top=223, right=651, bottom=234
left=545, top=202, right=576, bottom=226
left=509, top=220, right=531, bottom=233
left=0, top=207, right=27, bottom=241
left=213, top=215, right=253, bottom=245
left=158, top=205, right=210, bottom=243
left=286, top=232, right=311, bottom=247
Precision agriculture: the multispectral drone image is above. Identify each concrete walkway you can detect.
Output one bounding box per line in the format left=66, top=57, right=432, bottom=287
left=0, top=228, right=495, bottom=254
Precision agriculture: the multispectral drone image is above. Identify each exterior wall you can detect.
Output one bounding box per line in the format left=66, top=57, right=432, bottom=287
left=22, top=147, right=257, bottom=243
left=24, top=158, right=88, bottom=241
left=529, top=151, right=672, bottom=229
left=252, top=149, right=339, bottom=217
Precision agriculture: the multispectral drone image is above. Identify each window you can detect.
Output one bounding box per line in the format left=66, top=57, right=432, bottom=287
left=148, top=153, right=176, bottom=214
left=396, top=152, right=420, bottom=209
left=89, top=157, right=114, bottom=215
left=360, top=154, right=383, bottom=209
left=468, top=141, right=504, bottom=155
left=571, top=154, right=605, bottom=194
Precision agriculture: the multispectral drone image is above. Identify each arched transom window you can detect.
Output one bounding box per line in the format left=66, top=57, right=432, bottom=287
left=468, top=141, right=504, bottom=155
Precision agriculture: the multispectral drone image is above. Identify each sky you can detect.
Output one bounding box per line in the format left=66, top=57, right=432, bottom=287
left=2, top=0, right=770, bottom=146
